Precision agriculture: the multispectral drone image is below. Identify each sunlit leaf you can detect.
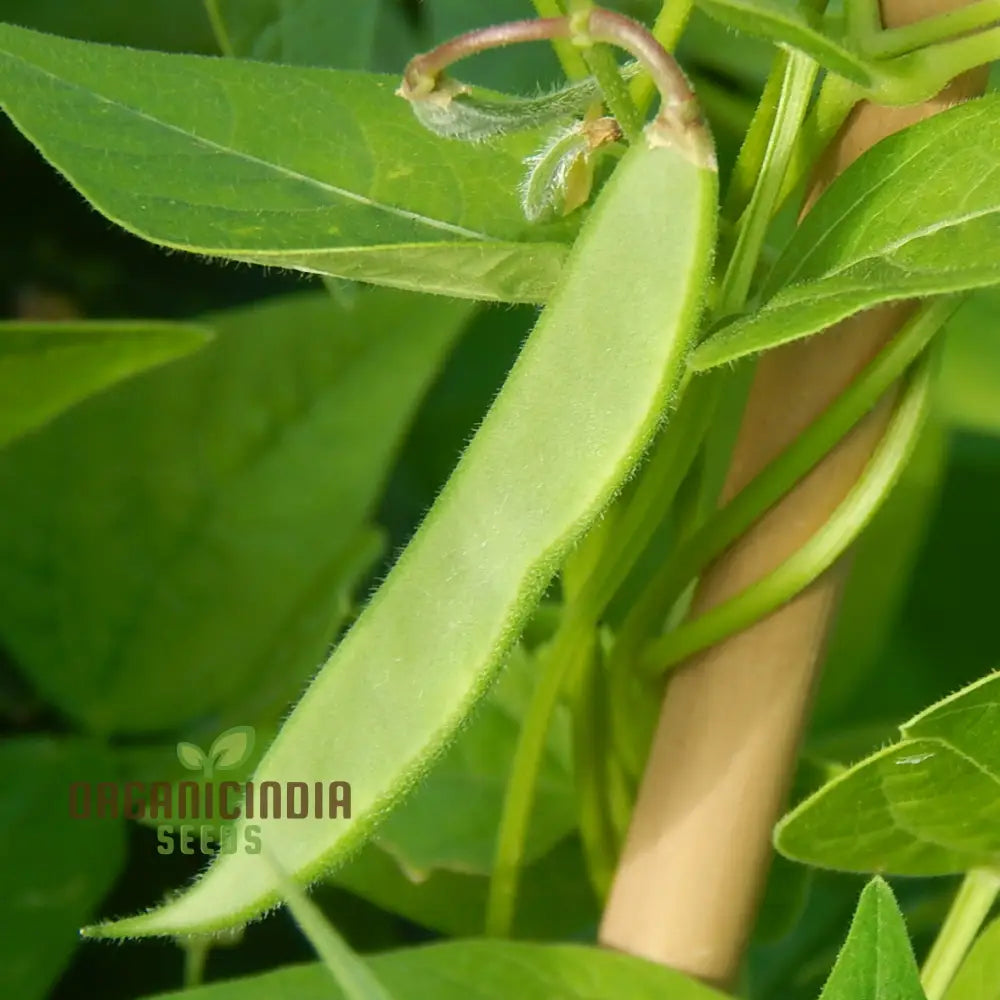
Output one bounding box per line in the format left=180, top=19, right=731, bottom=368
left=0, top=321, right=209, bottom=449
left=817, top=878, right=925, bottom=1000
left=0, top=290, right=470, bottom=733
left=777, top=672, right=1000, bottom=875
left=693, top=97, right=1000, bottom=370
left=0, top=23, right=571, bottom=302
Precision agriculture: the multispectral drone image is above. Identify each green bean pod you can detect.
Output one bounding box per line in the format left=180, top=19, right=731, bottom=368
left=86, top=114, right=718, bottom=939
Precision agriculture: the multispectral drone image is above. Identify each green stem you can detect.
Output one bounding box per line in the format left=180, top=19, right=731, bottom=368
left=616, top=296, right=959, bottom=672
left=685, top=298, right=959, bottom=586
left=571, top=637, right=619, bottom=899
left=921, top=869, right=1000, bottom=1000
left=876, top=26, right=1000, bottom=103
left=641, top=347, right=934, bottom=673
left=531, top=0, right=591, bottom=78
left=568, top=373, right=719, bottom=618
left=718, top=50, right=819, bottom=314
left=777, top=71, right=860, bottom=211
left=844, top=0, right=882, bottom=46
left=723, top=49, right=789, bottom=222
left=182, top=939, right=210, bottom=988
left=631, top=0, right=696, bottom=113
left=862, top=0, right=1000, bottom=58
left=486, top=623, right=594, bottom=936
left=576, top=33, right=644, bottom=141
left=203, top=0, right=235, bottom=57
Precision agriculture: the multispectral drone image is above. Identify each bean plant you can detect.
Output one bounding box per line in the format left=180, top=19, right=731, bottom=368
left=0, top=1, right=999, bottom=999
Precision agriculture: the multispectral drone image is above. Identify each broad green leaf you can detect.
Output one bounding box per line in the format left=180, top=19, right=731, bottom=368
left=694, top=0, right=874, bottom=85
left=1, top=0, right=215, bottom=52
left=0, top=289, right=470, bottom=734
left=0, top=737, right=125, bottom=1000
left=0, top=23, right=572, bottom=303
left=944, top=915, right=1000, bottom=1000
left=937, top=291, right=1000, bottom=436
left=818, top=878, right=925, bottom=1000
left=375, top=645, right=576, bottom=877
left=0, top=321, right=210, bottom=449
left=145, top=939, right=729, bottom=1000
left=331, top=836, right=599, bottom=939
left=777, top=672, right=1000, bottom=875
left=692, top=97, right=1000, bottom=370
left=209, top=0, right=380, bottom=69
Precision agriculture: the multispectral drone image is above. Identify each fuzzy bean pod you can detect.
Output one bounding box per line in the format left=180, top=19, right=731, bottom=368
left=86, top=33, right=718, bottom=940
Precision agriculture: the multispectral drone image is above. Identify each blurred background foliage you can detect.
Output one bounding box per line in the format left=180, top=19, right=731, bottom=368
left=0, top=2, right=997, bottom=998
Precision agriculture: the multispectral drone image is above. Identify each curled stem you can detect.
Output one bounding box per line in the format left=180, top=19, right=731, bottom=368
left=400, top=19, right=571, bottom=99
left=641, top=345, right=936, bottom=674
left=400, top=7, right=712, bottom=163
left=613, top=296, right=959, bottom=673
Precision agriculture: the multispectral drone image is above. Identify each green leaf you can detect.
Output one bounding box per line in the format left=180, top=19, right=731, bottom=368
left=208, top=0, right=381, bottom=69
left=694, top=0, right=875, bottom=85
left=944, top=915, right=1000, bottom=1000
left=937, top=291, right=1000, bottom=436
left=0, top=23, right=572, bottom=303
left=331, top=836, right=598, bottom=939
left=0, top=737, right=126, bottom=1000
left=777, top=671, right=1000, bottom=875
left=0, top=321, right=210, bottom=449
left=269, top=855, right=394, bottom=1000
left=818, top=878, right=925, bottom=1000
left=374, top=645, right=576, bottom=877
left=0, top=289, right=470, bottom=734
left=143, top=939, right=729, bottom=1000
left=210, top=725, right=256, bottom=770
left=692, top=97, right=1000, bottom=371
left=2, top=0, right=216, bottom=52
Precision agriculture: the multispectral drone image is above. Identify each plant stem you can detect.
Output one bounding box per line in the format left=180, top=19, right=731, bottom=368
left=531, top=0, right=591, bottom=78
left=921, top=869, right=1000, bottom=1000
left=682, top=298, right=960, bottom=593
left=777, top=71, right=861, bottom=211
left=723, top=50, right=789, bottom=222
left=182, top=939, right=210, bottom=988
left=631, top=0, right=696, bottom=112
left=572, top=636, right=619, bottom=899
left=905, top=25, right=1000, bottom=92
left=718, top=50, right=818, bottom=315
left=401, top=8, right=708, bottom=156
left=641, top=350, right=934, bottom=672
left=845, top=0, right=883, bottom=44
left=203, top=0, right=235, bottom=57
left=609, top=297, right=958, bottom=719
left=568, top=374, right=718, bottom=618
left=862, top=0, right=1000, bottom=57
left=486, top=622, right=594, bottom=937
left=569, top=0, right=644, bottom=142
left=876, top=25, right=1000, bottom=102
left=402, top=18, right=572, bottom=96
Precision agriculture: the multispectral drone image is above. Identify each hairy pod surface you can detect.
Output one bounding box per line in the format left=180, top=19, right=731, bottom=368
left=87, top=127, right=718, bottom=938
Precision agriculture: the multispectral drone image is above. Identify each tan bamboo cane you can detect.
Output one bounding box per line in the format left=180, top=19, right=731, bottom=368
left=598, top=0, right=988, bottom=986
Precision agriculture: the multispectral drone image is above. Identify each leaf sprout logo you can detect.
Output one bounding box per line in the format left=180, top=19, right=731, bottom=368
left=176, top=725, right=255, bottom=780
left=69, top=722, right=351, bottom=858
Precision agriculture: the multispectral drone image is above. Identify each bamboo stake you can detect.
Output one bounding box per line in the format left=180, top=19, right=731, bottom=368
left=598, top=0, right=988, bottom=986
